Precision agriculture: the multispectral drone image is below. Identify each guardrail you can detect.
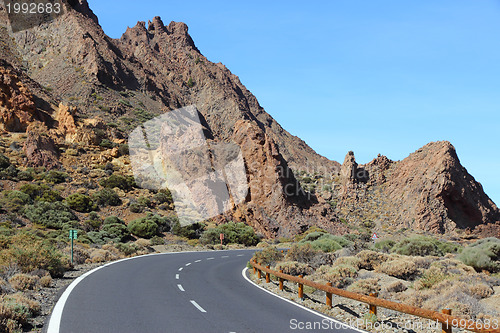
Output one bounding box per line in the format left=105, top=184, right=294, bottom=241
left=249, top=260, right=500, bottom=333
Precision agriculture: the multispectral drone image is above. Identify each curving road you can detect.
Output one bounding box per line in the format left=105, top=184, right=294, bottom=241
left=47, top=249, right=362, bottom=333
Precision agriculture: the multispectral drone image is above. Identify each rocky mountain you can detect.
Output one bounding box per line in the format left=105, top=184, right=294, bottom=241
left=333, top=142, right=500, bottom=236
left=0, top=0, right=498, bottom=238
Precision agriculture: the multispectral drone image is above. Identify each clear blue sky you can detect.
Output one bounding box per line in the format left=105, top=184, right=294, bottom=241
left=88, top=0, right=500, bottom=206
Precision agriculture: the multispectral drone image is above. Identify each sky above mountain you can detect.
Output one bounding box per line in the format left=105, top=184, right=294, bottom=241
left=88, top=0, right=500, bottom=206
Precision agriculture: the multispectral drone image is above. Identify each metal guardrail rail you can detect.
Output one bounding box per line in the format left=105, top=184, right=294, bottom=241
left=250, top=260, right=500, bottom=333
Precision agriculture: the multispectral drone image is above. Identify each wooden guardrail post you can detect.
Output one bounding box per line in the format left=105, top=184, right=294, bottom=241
left=253, top=260, right=256, bottom=274
left=298, top=275, right=304, bottom=299
left=369, top=292, right=378, bottom=315
left=257, top=263, right=262, bottom=279
left=326, top=282, right=333, bottom=308
left=279, top=270, right=284, bottom=290
left=265, top=265, right=270, bottom=283
left=442, top=309, right=452, bottom=333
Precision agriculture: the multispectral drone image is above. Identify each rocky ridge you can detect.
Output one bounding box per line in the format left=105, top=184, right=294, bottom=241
left=0, top=0, right=498, bottom=237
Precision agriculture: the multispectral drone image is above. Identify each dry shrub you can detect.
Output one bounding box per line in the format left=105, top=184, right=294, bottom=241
left=334, top=256, right=361, bottom=269
left=412, top=256, right=435, bottom=270
left=134, top=238, right=150, bottom=248
left=356, top=250, right=388, bottom=270
left=383, top=281, right=407, bottom=293
left=88, top=249, right=121, bottom=263
left=313, top=264, right=357, bottom=288
left=102, top=244, right=125, bottom=258
left=407, top=279, right=494, bottom=319
left=376, top=258, right=418, bottom=280
left=256, top=242, right=270, bottom=248
left=286, top=243, right=320, bottom=264
left=431, top=258, right=475, bottom=275
left=8, top=274, right=39, bottom=291
left=39, top=275, right=52, bottom=288
left=275, top=261, right=312, bottom=276
left=253, top=247, right=284, bottom=266
left=0, top=292, right=40, bottom=330
left=414, top=266, right=448, bottom=290
left=346, top=278, right=380, bottom=295
left=64, top=245, right=90, bottom=265
left=0, top=278, right=10, bottom=294
left=469, top=284, right=494, bottom=299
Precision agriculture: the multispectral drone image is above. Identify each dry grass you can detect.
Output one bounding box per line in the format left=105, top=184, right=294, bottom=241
left=0, top=292, right=40, bottom=332
left=8, top=274, right=39, bottom=291
left=356, top=250, right=388, bottom=270
left=275, top=261, right=312, bottom=276
left=346, top=278, right=380, bottom=295
left=376, top=258, right=419, bottom=279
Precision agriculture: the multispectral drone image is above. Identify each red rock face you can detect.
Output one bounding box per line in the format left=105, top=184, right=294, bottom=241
left=23, top=124, right=60, bottom=170
left=231, top=120, right=346, bottom=238
left=385, top=142, right=500, bottom=233
left=0, top=67, right=37, bottom=132
left=338, top=142, right=500, bottom=234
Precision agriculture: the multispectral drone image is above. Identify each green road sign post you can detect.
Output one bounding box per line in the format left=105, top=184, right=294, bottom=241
left=69, top=230, right=78, bottom=265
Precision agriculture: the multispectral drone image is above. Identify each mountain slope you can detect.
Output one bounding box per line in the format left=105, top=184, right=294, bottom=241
left=0, top=0, right=498, bottom=238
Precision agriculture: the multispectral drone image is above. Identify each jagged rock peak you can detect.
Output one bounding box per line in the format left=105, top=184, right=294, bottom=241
left=340, top=151, right=358, bottom=183
left=148, top=16, right=167, bottom=33
left=66, top=0, right=99, bottom=24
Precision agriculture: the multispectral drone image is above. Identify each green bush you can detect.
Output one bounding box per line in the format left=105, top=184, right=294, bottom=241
left=20, top=183, right=62, bottom=202
left=103, top=216, right=125, bottom=225
left=138, top=196, right=153, bottom=208
left=44, top=170, right=68, bottom=184
left=92, top=188, right=121, bottom=207
left=0, top=153, right=11, bottom=169
left=299, top=232, right=351, bottom=252
left=83, top=212, right=102, bottom=232
left=99, top=139, right=114, bottom=148
left=199, top=222, right=259, bottom=246
left=100, top=174, right=135, bottom=191
left=172, top=221, right=204, bottom=239
left=101, top=223, right=129, bottom=242
left=150, top=236, right=165, bottom=246
left=0, top=190, right=32, bottom=212
left=129, top=202, right=144, bottom=213
left=65, top=193, right=97, bottom=213
left=128, top=216, right=159, bottom=239
left=154, top=189, right=173, bottom=204
left=116, top=242, right=140, bottom=255
left=458, top=238, right=500, bottom=273
left=393, top=236, right=460, bottom=257
left=24, top=202, right=78, bottom=229
left=374, top=239, right=396, bottom=253
left=118, top=144, right=129, bottom=156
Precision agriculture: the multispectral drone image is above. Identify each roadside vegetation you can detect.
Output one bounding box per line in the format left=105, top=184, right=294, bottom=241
left=0, top=146, right=261, bottom=332
left=251, top=227, right=500, bottom=323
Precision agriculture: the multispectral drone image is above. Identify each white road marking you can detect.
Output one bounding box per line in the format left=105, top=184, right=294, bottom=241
left=195, top=259, right=201, bottom=263
left=237, top=254, right=244, bottom=257
left=47, top=249, right=247, bottom=333
left=190, top=300, right=207, bottom=313
left=175, top=274, right=179, bottom=280
left=241, top=268, right=366, bottom=333
left=185, top=262, right=191, bottom=266
left=207, top=257, right=214, bottom=260
left=178, top=267, right=183, bottom=271
left=177, top=284, right=185, bottom=292
left=221, top=256, right=229, bottom=258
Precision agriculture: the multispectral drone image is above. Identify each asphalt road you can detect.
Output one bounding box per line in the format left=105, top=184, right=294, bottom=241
left=47, top=249, right=363, bottom=333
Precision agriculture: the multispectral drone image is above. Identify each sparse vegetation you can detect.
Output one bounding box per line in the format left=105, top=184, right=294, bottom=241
left=458, top=237, right=500, bottom=272
left=199, top=222, right=259, bottom=246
